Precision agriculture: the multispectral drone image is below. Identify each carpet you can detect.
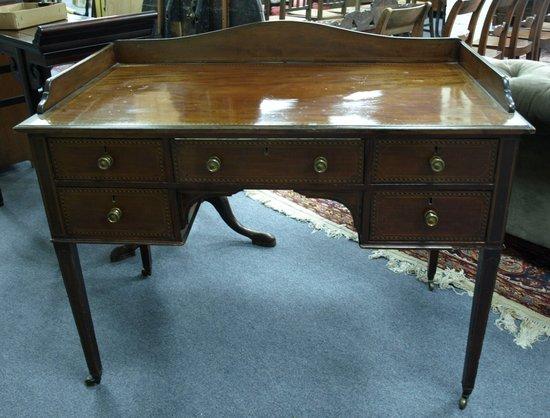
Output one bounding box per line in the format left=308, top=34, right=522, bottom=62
left=246, top=190, right=550, bottom=349
left=0, top=163, right=549, bottom=416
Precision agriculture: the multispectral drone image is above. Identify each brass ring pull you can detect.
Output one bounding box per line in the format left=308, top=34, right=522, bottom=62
left=314, top=156, right=328, bottom=174
left=107, top=207, right=122, bottom=224
left=206, top=156, right=221, bottom=173
left=97, top=154, right=114, bottom=170
left=430, top=155, right=445, bottom=173
left=424, top=209, right=439, bottom=227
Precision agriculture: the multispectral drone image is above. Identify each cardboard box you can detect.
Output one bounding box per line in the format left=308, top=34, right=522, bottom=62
left=0, top=3, right=67, bottom=30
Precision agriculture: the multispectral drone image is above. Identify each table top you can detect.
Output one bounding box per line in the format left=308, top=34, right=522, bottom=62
left=25, top=61, right=528, bottom=131
left=16, top=21, right=533, bottom=135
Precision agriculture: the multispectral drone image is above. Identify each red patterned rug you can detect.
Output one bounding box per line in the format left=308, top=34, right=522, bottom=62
left=246, top=190, right=550, bottom=348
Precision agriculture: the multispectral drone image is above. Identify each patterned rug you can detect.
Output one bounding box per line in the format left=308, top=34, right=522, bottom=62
left=246, top=190, right=550, bottom=348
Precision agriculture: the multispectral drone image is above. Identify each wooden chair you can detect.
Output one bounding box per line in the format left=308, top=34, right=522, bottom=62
left=513, top=0, right=550, bottom=60
left=441, top=0, right=485, bottom=45
left=425, top=0, right=446, bottom=37
left=474, top=0, right=530, bottom=59
left=368, top=2, right=431, bottom=36
left=279, top=0, right=314, bottom=20
left=316, top=0, right=353, bottom=21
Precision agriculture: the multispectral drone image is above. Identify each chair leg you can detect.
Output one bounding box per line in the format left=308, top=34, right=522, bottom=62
left=429, top=10, right=435, bottom=37
left=427, top=249, right=439, bottom=291
left=0, top=188, right=3, bottom=207
left=140, top=245, right=152, bottom=277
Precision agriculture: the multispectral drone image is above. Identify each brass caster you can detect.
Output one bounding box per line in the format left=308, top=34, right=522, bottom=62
left=85, top=375, right=101, bottom=386
left=458, top=395, right=469, bottom=410
left=428, top=281, right=435, bottom=291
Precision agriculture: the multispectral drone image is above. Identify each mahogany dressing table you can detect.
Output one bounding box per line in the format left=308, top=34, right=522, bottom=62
left=16, top=21, right=534, bottom=410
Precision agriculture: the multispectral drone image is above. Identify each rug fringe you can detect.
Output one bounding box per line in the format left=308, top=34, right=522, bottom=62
left=245, top=190, right=549, bottom=349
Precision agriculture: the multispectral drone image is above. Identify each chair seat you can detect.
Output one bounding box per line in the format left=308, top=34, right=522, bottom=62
left=483, top=48, right=502, bottom=58
left=473, top=35, right=531, bottom=56
left=515, top=27, right=550, bottom=41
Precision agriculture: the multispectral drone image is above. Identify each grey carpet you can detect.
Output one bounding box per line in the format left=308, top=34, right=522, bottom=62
left=0, top=162, right=548, bottom=417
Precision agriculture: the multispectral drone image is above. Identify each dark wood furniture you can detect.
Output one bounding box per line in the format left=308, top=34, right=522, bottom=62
left=367, top=1, right=431, bottom=35
left=0, top=52, right=28, bottom=206
left=0, top=10, right=158, bottom=205
left=474, top=0, right=531, bottom=58
left=17, top=21, right=533, bottom=410
left=514, top=0, right=550, bottom=60
left=441, top=0, right=485, bottom=44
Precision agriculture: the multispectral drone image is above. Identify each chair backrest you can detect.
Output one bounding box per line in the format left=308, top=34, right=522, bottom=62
left=527, top=0, right=550, bottom=59
left=442, top=0, right=486, bottom=44
left=372, top=2, right=431, bottom=36
left=279, top=0, right=312, bottom=20
left=477, top=0, right=528, bottom=57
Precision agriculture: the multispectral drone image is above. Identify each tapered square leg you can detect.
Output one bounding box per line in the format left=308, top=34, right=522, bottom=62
left=459, top=247, right=501, bottom=409
left=139, top=245, right=152, bottom=277
left=53, top=242, right=102, bottom=385
left=427, top=249, right=439, bottom=291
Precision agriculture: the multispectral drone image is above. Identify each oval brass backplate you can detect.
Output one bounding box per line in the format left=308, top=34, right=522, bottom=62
left=424, top=209, right=439, bottom=227
left=97, top=154, right=114, bottom=170
left=429, top=155, right=445, bottom=173
left=107, top=207, right=122, bottom=224
left=314, top=156, right=328, bottom=173
left=206, top=156, right=221, bottom=173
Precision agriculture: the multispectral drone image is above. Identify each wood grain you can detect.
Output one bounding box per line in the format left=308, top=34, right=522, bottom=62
left=372, top=139, right=498, bottom=183
left=174, top=139, right=364, bottom=185
left=369, top=191, right=492, bottom=242
left=48, top=138, right=167, bottom=182
left=32, top=62, right=521, bottom=129
left=113, top=20, right=458, bottom=64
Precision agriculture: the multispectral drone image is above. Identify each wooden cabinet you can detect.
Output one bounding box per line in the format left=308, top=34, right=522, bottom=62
left=0, top=53, right=29, bottom=170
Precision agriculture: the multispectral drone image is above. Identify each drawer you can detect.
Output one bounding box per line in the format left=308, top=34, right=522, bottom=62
left=369, top=191, right=491, bottom=242
left=57, top=188, right=177, bottom=242
left=49, top=139, right=167, bottom=181
left=372, top=139, right=498, bottom=183
left=173, top=139, right=364, bottom=184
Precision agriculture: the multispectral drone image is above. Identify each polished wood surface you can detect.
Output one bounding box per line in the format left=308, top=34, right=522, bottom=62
left=16, top=21, right=533, bottom=409
left=48, top=138, right=167, bottom=181
left=372, top=139, right=498, bottom=183
left=370, top=191, right=491, bottom=242
left=29, top=62, right=521, bottom=130
left=58, top=188, right=179, bottom=242
left=174, top=139, right=364, bottom=184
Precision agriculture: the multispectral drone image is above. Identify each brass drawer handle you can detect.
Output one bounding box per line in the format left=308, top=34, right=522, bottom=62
left=97, top=154, right=114, bottom=170
left=424, top=209, right=439, bottom=227
left=314, top=156, right=328, bottom=173
left=206, top=156, right=221, bottom=173
left=430, top=155, right=445, bottom=173
left=107, top=207, right=122, bottom=224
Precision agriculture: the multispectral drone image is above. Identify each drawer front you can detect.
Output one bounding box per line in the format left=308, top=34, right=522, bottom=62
left=58, top=188, right=177, bottom=241
left=372, top=139, right=498, bottom=183
left=370, top=191, right=491, bottom=242
left=49, top=139, right=167, bottom=181
left=173, top=139, right=364, bottom=184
